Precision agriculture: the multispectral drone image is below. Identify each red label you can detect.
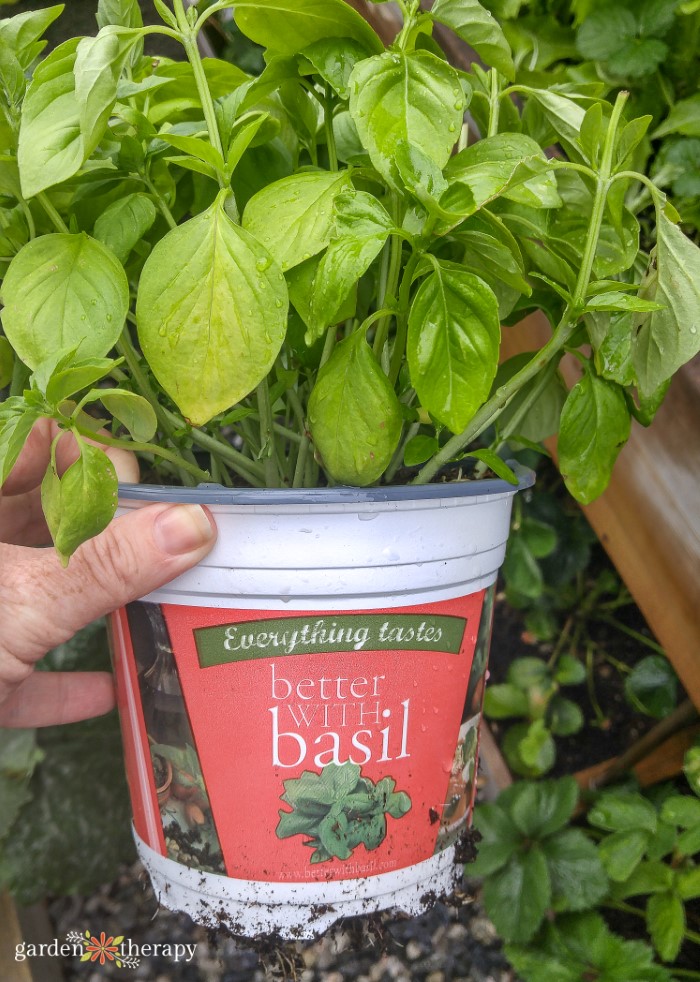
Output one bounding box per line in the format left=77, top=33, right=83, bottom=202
left=111, top=591, right=493, bottom=884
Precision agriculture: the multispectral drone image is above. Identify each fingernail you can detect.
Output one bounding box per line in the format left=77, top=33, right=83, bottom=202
left=153, top=504, right=215, bottom=556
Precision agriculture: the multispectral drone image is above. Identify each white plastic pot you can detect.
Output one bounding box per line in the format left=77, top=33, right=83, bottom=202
left=108, top=470, right=532, bottom=939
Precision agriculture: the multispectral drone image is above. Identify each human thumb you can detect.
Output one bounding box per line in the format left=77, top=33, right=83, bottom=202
left=1, top=503, right=217, bottom=668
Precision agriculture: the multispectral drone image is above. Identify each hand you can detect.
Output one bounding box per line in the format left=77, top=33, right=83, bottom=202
left=0, top=420, right=216, bottom=728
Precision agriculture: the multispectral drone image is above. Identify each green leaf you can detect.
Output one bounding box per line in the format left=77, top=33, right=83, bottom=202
left=625, top=657, right=678, bottom=719
left=613, top=860, right=674, bottom=899
left=589, top=793, right=658, bottom=834
left=74, top=29, right=137, bottom=158
left=136, top=193, right=288, bottom=426
left=349, top=50, right=464, bottom=189
left=462, top=449, right=518, bottom=484
left=647, top=891, right=685, bottom=962
left=403, top=434, right=438, bottom=467
left=17, top=38, right=83, bottom=198
left=519, top=87, right=587, bottom=162
left=542, top=828, right=609, bottom=912
left=685, top=743, right=700, bottom=797
left=652, top=94, right=700, bottom=139
left=1, top=233, right=128, bottom=371
left=660, top=795, right=700, bottom=831
left=482, top=844, right=551, bottom=942
left=554, top=654, right=586, bottom=686
left=0, top=5, right=64, bottom=69
left=306, top=191, right=394, bottom=343
left=676, top=865, right=700, bottom=900
left=599, top=829, right=650, bottom=881
left=503, top=776, right=578, bottom=839
left=470, top=801, right=521, bottom=875
left=483, top=683, right=529, bottom=719
left=633, top=210, right=700, bottom=397
left=97, top=390, right=157, bottom=442
left=608, top=39, right=668, bottom=79
left=41, top=442, right=118, bottom=563
left=677, top=825, right=700, bottom=857
left=0, top=336, right=13, bottom=389
left=407, top=263, right=500, bottom=434
left=159, top=132, right=225, bottom=173
left=97, top=0, right=143, bottom=30
left=548, top=696, right=584, bottom=736
left=242, top=170, right=351, bottom=271
left=444, top=134, right=550, bottom=215
left=430, top=0, right=515, bottom=79
left=300, top=37, right=368, bottom=101
left=93, top=192, right=157, bottom=264
left=576, top=8, right=637, bottom=62
left=45, top=357, right=116, bottom=406
left=307, top=328, right=402, bottom=486
left=502, top=533, right=543, bottom=600
left=585, top=292, right=663, bottom=314
left=233, top=0, right=382, bottom=56
left=0, top=403, right=41, bottom=486
left=507, top=656, right=551, bottom=690
left=558, top=366, right=631, bottom=504
left=504, top=720, right=556, bottom=777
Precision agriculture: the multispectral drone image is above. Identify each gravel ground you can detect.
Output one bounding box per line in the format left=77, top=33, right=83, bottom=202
left=49, top=866, right=516, bottom=982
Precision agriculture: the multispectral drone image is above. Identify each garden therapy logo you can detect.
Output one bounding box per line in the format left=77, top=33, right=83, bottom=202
left=15, top=931, right=198, bottom=968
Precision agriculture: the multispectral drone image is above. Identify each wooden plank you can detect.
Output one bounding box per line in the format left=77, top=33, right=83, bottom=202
left=575, top=724, right=700, bottom=792
left=500, top=315, right=700, bottom=710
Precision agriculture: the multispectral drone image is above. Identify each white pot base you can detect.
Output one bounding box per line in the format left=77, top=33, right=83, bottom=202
left=134, top=829, right=462, bottom=939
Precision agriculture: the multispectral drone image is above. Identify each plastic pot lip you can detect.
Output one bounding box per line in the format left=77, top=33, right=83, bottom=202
left=118, top=463, right=534, bottom=507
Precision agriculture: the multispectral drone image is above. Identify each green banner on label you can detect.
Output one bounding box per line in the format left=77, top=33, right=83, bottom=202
left=195, top=614, right=467, bottom=667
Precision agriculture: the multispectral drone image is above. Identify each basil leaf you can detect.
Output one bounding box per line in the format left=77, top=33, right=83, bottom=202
left=492, top=352, right=566, bottom=443
left=0, top=404, right=41, bottom=486
left=404, top=434, right=439, bottom=467
left=633, top=210, right=700, bottom=397
left=17, top=38, right=83, bottom=198
left=136, top=193, right=288, bottom=426
left=0, top=336, right=13, bottom=389
left=349, top=50, right=464, bottom=189
left=234, top=0, right=382, bottom=56
left=1, top=233, right=128, bottom=370
left=0, top=5, right=64, bottom=69
left=407, top=263, right=500, bottom=433
left=93, top=192, right=157, bottom=264
left=430, top=0, right=515, bottom=80
left=97, top=390, right=157, bottom=443
left=45, top=358, right=116, bottom=406
left=242, top=170, right=352, bottom=271
left=308, top=329, right=402, bottom=486
left=74, top=29, right=138, bottom=156
left=558, top=367, right=631, bottom=504
left=300, top=38, right=368, bottom=101
left=306, top=191, right=394, bottom=343
left=652, top=94, right=700, bottom=139
left=520, top=87, right=588, bottom=162
left=96, top=0, right=143, bottom=31
left=41, top=442, right=118, bottom=565
left=444, top=134, right=551, bottom=214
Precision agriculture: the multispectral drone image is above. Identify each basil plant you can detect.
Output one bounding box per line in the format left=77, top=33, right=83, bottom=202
left=1, top=0, right=699, bottom=562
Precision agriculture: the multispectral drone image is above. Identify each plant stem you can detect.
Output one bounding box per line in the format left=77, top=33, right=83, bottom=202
left=74, top=422, right=209, bottom=483
left=597, top=615, right=666, bottom=655
left=256, top=377, right=281, bottom=487
left=143, top=174, right=178, bottom=230
left=413, top=90, right=630, bottom=486
left=161, top=407, right=266, bottom=485
left=37, top=192, right=69, bottom=233
left=487, top=69, right=500, bottom=137
left=324, top=83, right=338, bottom=171
left=389, top=248, right=420, bottom=384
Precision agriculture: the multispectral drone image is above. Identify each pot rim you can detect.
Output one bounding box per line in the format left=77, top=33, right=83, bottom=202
left=119, top=463, right=534, bottom=507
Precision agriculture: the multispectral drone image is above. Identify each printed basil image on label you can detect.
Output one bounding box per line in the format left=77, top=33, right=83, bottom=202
left=276, top=762, right=411, bottom=864
left=194, top=613, right=467, bottom=667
